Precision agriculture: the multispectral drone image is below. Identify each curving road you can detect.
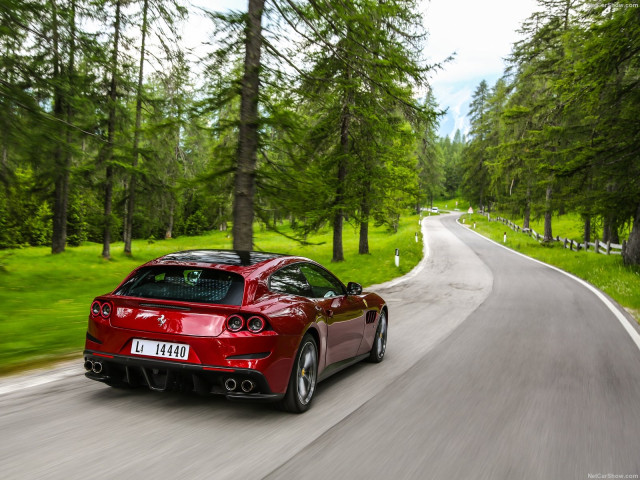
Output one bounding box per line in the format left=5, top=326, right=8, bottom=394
left=1, top=214, right=640, bottom=479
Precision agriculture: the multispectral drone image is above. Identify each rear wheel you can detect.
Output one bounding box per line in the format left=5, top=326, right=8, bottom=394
left=368, top=309, right=387, bottom=363
left=281, top=334, right=318, bottom=413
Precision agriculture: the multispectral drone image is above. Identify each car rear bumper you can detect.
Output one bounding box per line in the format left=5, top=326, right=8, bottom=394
left=83, top=350, right=284, bottom=401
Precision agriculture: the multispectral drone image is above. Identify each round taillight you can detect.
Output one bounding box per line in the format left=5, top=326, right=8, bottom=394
left=247, top=316, right=265, bottom=333
left=101, top=302, right=112, bottom=318
left=227, top=315, right=244, bottom=332
left=91, top=301, right=101, bottom=316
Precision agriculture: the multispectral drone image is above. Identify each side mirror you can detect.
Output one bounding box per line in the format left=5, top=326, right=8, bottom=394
left=346, top=282, right=363, bottom=295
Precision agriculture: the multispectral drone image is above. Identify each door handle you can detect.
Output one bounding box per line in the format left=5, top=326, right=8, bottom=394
left=325, top=309, right=334, bottom=318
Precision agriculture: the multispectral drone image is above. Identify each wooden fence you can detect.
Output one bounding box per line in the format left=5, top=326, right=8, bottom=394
left=477, top=212, right=626, bottom=256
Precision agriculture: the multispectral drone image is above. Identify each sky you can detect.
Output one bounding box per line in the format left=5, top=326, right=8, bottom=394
left=421, top=0, right=538, bottom=137
left=184, top=0, right=540, bottom=138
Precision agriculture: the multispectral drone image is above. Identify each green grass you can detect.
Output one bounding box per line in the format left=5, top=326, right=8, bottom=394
left=527, top=212, right=585, bottom=241
left=488, top=210, right=630, bottom=244
left=0, top=216, right=423, bottom=374
left=461, top=213, right=640, bottom=323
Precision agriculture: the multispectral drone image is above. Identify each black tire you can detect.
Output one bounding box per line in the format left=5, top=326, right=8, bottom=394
left=368, top=309, right=387, bottom=363
left=281, top=334, right=318, bottom=413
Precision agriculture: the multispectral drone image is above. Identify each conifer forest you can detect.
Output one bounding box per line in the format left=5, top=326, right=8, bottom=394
left=0, top=0, right=639, bottom=265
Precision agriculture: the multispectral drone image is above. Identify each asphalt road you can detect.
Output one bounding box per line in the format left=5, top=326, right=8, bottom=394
left=1, top=213, right=640, bottom=480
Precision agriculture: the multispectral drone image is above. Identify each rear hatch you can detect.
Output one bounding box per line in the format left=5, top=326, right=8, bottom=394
left=108, top=264, right=245, bottom=336
left=109, top=298, right=230, bottom=337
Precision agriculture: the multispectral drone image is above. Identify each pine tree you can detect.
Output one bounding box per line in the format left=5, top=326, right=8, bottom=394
left=100, top=0, right=124, bottom=259
left=123, top=0, right=186, bottom=255
left=462, top=80, right=491, bottom=210
left=276, top=0, right=435, bottom=261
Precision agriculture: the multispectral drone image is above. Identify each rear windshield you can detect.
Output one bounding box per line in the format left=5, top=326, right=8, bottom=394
left=114, top=266, right=244, bottom=305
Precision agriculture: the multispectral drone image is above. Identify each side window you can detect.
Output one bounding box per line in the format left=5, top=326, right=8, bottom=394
left=269, top=264, right=313, bottom=297
left=299, top=263, right=346, bottom=298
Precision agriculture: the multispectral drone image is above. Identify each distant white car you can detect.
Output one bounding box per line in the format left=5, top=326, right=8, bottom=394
left=431, top=207, right=439, bottom=213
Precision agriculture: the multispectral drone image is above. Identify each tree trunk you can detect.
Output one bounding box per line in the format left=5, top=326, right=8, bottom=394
left=1, top=145, right=7, bottom=173
left=50, top=0, right=73, bottom=254
left=332, top=141, right=347, bottom=262
left=165, top=199, right=174, bottom=239
left=523, top=186, right=531, bottom=230
left=124, top=0, right=149, bottom=255
left=52, top=164, right=70, bottom=253
left=610, top=218, right=619, bottom=244
left=623, top=201, right=640, bottom=265
left=332, top=130, right=348, bottom=262
left=359, top=159, right=371, bottom=254
left=232, top=0, right=264, bottom=251
left=358, top=220, right=369, bottom=255
left=102, top=0, right=122, bottom=259
left=102, top=166, right=114, bottom=258
left=359, top=195, right=370, bottom=255
left=543, top=184, right=553, bottom=242
left=63, top=0, right=76, bottom=243
left=603, top=215, right=619, bottom=244
left=583, top=214, right=591, bottom=243
left=332, top=201, right=344, bottom=262
left=333, top=63, right=353, bottom=262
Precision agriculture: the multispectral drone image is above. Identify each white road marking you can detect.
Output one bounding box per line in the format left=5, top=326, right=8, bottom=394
left=457, top=218, right=640, bottom=352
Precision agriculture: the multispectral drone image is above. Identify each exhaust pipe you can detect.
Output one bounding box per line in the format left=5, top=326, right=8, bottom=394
left=92, top=361, right=103, bottom=374
left=241, top=380, right=254, bottom=393
left=224, top=378, right=237, bottom=391
left=84, top=360, right=94, bottom=372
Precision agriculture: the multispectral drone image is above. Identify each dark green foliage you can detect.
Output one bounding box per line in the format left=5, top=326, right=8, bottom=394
left=66, top=195, right=90, bottom=247
left=461, top=1, right=640, bottom=263
left=0, top=168, right=53, bottom=247
left=262, top=0, right=438, bottom=260
left=461, top=80, right=493, bottom=210
left=439, top=130, right=466, bottom=199
left=1, top=0, right=440, bottom=257
left=184, top=210, right=208, bottom=237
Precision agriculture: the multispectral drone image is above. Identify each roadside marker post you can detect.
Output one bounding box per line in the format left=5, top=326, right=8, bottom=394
left=395, top=248, right=400, bottom=267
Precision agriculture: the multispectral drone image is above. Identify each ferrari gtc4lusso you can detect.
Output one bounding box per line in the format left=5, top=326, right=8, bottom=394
left=84, top=250, right=388, bottom=412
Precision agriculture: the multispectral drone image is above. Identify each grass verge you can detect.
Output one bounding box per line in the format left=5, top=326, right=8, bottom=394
left=0, top=215, right=423, bottom=375
left=461, top=213, right=640, bottom=323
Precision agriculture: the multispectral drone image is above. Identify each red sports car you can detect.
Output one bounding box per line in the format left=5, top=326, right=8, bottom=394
left=84, top=250, right=388, bottom=412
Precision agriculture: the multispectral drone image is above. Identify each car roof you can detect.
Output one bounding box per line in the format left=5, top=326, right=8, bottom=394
left=119, top=250, right=338, bottom=305
left=153, top=249, right=287, bottom=267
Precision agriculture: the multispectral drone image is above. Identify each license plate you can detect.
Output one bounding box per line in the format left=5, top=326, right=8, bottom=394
left=131, top=339, right=190, bottom=360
